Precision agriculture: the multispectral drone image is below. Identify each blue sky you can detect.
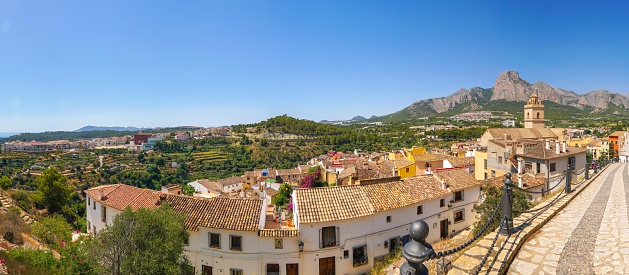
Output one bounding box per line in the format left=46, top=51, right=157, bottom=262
left=1, top=1, right=629, bottom=132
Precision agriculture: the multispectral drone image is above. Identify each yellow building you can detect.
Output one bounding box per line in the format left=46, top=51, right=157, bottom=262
left=474, top=150, right=488, bottom=180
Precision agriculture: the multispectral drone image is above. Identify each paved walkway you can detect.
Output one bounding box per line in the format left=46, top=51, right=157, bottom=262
left=510, top=163, right=628, bottom=274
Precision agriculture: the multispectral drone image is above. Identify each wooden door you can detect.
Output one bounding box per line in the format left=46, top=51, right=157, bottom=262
left=319, top=257, right=335, bottom=275
left=286, top=263, right=298, bottom=275
left=201, top=265, right=212, bottom=275
left=440, top=219, right=448, bottom=239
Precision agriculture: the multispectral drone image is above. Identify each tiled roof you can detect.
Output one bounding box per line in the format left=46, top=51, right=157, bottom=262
left=402, top=176, right=451, bottom=203
left=516, top=142, right=587, bottom=160
left=362, top=181, right=422, bottom=212
left=413, top=154, right=447, bottom=162
left=295, top=172, right=475, bottom=223
left=85, top=184, right=161, bottom=211
left=295, top=186, right=374, bottom=224
left=165, top=195, right=262, bottom=231
left=217, top=176, right=244, bottom=186
left=393, top=158, right=413, bottom=169
left=485, top=128, right=558, bottom=140
left=446, top=156, right=475, bottom=167
left=609, top=131, right=625, bottom=137
left=265, top=187, right=278, bottom=197
left=337, top=166, right=355, bottom=179
left=196, top=179, right=223, bottom=193
left=258, top=229, right=299, bottom=238
left=433, top=169, right=482, bottom=192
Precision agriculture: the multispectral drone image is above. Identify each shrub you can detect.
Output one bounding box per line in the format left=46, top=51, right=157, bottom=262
left=33, top=215, right=72, bottom=249
left=0, top=209, right=31, bottom=245
left=28, top=191, right=45, bottom=210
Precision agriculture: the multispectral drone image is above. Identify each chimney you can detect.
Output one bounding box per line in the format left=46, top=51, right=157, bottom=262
left=545, top=139, right=550, bottom=150
left=562, top=140, right=567, bottom=153
left=518, top=174, right=523, bottom=189
left=517, top=157, right=523, bottom=174
left=516, top=144, right=525, bottom=155
left=99, top=189, right=105, bottom=200
left=555, top=141, right=560, bottom=154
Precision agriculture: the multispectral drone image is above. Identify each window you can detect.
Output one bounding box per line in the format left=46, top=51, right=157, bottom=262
left=93, top=201, right=96, bottom=210
left=184, top=237, right=189, bottom=246
left=230, top=269, right=243, bottom=275
left=498, top=156, right=503, bottom=163
left=101, top=205, right=107, bottom=223
left=343, top=250, right=349, bottom=259
left=454, top=210, right=465, bottom=223
left=352, top=245, right=368, bottom=267
left=454, top=191, right=464, bottom=202
left=230, top=235, right=242, bottom=251
left=88, top=197, right=90, bottom=206
left=209, top=233, right=220, bottom=248
left=417, top=205, right=423, bottom=215
left=405, top=167, right=410, bottom=173
left=266, top=264, right=280, bottom=275
left=440, top=199, right=445, bottom=208
left=569, top=156, right=576, bottom=168
left=320, top=226, right=339, bottom=248
left=550, top=163, right=556, bottom=172
left=491, top=170, right=496, bottom=177
left=386, top=216, right=392, bottom=223
left=87, top=221, right=91, bottom=231
left=536, top=162, right=541, bottom=174
left=483, top=159, right=487, bottom=169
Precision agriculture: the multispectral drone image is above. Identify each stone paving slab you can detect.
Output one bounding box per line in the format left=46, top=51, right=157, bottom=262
left=510, top=164, right=626, bottom=275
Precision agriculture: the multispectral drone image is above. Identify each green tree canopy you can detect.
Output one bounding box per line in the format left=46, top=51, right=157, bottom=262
left=86, top=204, right=191, bottom=275
left=0, top=175, right=11, bottom=189
left=37, top=167, right=73, bottom=214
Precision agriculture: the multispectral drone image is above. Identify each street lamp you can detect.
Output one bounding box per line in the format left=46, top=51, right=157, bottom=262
left=298, top=241, right=304, bottom=252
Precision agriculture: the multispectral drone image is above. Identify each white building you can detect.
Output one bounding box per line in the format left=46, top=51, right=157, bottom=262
left=85, top=168, right=481, bottom=275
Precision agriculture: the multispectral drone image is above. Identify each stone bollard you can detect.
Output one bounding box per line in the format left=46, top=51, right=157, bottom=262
left=401, top=220, right=434, bottom=275
left=500, top=172, right=514, bottom=235
left=565, top=164, right=572, bottom=194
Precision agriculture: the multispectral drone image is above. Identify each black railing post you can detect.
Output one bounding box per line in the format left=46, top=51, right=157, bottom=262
left=401, top=220, right=434, bottom=275
left=499, top=172, right=513, bottom=235
left=565, top=164, right=572, bottom=194
left=594, top=160, right=598, bottom=174
left=585, top=163, right=589, bottom=180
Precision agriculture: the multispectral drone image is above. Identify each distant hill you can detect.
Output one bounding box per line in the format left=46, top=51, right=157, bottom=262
left=75, top=126, right=150, bottom=132
left=0, top=132, right=19, bottom=138
left=350, top=116, right=367, bottom=121
left=377, top=70, right=629, bottom=121
left=233, top=115, right=348, bottom=137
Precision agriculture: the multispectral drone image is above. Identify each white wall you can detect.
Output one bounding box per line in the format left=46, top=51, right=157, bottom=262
left=85, top=194, right=121, bottom=234
left=188, top=181, right=208, bottom=193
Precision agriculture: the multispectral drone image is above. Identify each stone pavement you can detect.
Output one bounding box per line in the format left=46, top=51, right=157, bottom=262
left=510, top=163, right=628, bottom=274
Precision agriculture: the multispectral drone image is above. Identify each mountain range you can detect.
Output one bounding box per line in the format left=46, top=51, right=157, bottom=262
left=74, top=126, right=151, bottom=132
left=377, top=70, right=629, bottom=121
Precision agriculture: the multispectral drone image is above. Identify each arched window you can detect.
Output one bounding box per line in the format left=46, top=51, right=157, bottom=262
left=536, top=113, right=540, bottom=119
left=527, top=112, right=530, bottom=119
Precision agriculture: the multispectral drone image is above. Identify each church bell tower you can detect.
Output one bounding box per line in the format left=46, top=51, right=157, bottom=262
left=524, top=94, right=545, bottom=128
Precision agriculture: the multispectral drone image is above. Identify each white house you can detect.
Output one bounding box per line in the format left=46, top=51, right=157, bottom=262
left=85, top=168, right=482, bottom=275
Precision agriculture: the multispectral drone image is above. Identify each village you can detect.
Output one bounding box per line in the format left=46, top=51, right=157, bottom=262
left=71, top=95, right=628, bottom=274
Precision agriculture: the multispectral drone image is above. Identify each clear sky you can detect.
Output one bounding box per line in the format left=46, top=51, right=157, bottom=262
left=1, top=1, right=629, bottom=133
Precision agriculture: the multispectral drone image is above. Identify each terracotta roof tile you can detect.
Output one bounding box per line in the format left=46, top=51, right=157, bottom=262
left=433, top=169, right=482, bottom=192
left=84, top=184, right=161, bottom=211
left=166, top=195, right=262, bottom=231
left=295, top=186, right=374, bottom=224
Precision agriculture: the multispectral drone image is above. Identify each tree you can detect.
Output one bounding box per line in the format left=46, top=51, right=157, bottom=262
left=37, top=167, right=73, bottom=214
left=272, top=183, right=293, bottom=208
left=0, top=176, right=11, bottom=189
left=86, top=204, right=191, bottom=275
left=472, top=182, right=532, bottom=237
left=182, top=185, right=195, bottom=196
